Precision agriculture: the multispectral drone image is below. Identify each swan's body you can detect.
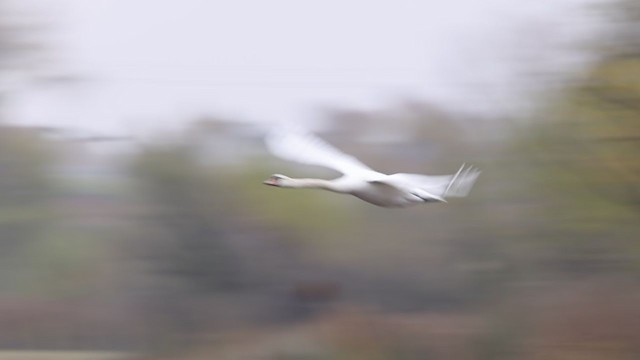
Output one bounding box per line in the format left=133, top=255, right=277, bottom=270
left=263, top=129, right=480, bottom=208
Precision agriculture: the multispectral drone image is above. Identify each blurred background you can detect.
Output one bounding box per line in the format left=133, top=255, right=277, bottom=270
left=0, top=0, right=639, bottom=359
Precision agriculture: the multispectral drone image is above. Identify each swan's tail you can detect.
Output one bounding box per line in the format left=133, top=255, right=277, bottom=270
left=444, top=163, right=481, bottom=198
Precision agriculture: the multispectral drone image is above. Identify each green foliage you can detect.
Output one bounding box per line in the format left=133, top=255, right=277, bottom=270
left=508, top=6, right=640, bottom=275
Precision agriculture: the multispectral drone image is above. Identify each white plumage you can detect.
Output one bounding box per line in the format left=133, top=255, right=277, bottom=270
left=263, top=128, right=480, bottom=208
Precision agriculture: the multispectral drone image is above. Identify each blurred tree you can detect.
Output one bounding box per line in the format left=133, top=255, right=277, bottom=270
left=0, top=1, right=60, bottom=297
left=0, top=127, right=53, bottom=250
left=513, top=0, right=640, bottom=275
left=128, top=142, right=246, bottom=349
left=553, top=0, right=640, bottom=206
left=128, top=138, right=329, bottom=349
left=571, top=0, right=640, bottom=206
left=130, top=143, right=242, bottom=293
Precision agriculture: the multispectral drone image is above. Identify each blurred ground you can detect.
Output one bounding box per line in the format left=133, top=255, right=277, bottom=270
left=0, top=352, right=131, bottom=360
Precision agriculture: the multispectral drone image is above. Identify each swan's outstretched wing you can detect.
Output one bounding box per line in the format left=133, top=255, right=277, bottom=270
left=265, top=128, right=378, bottom=178
left=379, top=164, right=481, bottom=200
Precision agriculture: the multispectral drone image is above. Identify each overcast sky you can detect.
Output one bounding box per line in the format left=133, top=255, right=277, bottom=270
left=6, top=0, right=602, bottom=135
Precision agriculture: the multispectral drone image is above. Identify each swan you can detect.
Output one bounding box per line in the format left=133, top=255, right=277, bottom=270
left=263, top=128, right=480, bottom=208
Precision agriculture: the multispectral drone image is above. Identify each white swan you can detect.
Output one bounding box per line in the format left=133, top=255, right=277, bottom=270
left=263, top=128, right=480, bottom=208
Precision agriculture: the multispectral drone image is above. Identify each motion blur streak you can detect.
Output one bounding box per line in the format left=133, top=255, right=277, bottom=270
left=0, top=0, right=639, bottom=359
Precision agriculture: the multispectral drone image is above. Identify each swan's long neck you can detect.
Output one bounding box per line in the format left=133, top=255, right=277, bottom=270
left=288, top=178, right=342, bottom=192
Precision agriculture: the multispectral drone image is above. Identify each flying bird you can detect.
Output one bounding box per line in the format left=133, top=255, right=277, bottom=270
left=263, top=128, right=480, bottom=208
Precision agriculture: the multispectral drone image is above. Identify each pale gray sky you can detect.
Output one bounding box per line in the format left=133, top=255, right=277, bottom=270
left=7, top=0, right=602, bottom=135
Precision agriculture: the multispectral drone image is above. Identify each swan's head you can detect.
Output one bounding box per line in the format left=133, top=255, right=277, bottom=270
left=263, top=174, right=294, bottom=187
